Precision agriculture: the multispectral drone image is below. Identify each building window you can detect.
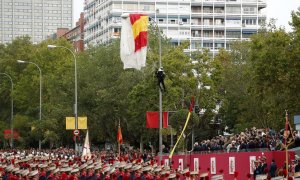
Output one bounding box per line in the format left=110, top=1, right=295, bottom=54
left=215, top=19, right=224, bottom=25
left=242, top=19, right=257, bottom=26
left=242, top=6, right=257, bottom=14
left=215, top=30, right=224, bottom=37
left=226, top=6, right=241, bottom=14
left=169, top=19, right=176, bottom=24
left=203, top=30, right=213, bottom=37
left=215, top=43, right=224, bottom=49
left=203, top=19, right=212, bottom=25
left=158, top=19, right=164, bottom=24
left=226, top=31, right=241, bottom=38
left=226, top=19, right=241, bottom=26
left=203, top=43, right=213, bottom=48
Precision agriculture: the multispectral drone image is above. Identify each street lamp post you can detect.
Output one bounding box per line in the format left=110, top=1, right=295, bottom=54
left=148, top=17, right=163, bottom=162
left=17, top=60, right=42, bottom=150
left=121, top=14, right=163, bottom=160
left=47, top=45, right=78, bottom=153
left=0, top=73, right=14, bottom=148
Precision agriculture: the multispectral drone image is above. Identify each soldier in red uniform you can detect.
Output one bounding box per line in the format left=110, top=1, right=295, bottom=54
left=86, top=164, right=95, bottom=180
left=117, top=163, right=126, bottom=180
left=94, top=164, right=102, bottom=180
left=69, top=169, right=79, bottom=180
left=123, top=164, right=132, bottom=180
left=190, top=171, right=198, bottom=180
left=39, top=166, right=47, bottom=180
left=133, top=165, right=142, bottom=180
left=79, top=164, right=87, bottom=180
left=21, top=169, right=30, bottom=180
left=140, top=166, right=151, bottom=180
left=53, top=168, right=60, bottom=180
left=29, top=170, right=39, bottom=180
left=103, top=166, right=111, bottom=180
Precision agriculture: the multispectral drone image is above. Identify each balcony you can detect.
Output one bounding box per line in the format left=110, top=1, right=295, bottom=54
left=192, top=10, right=202, bottom=13
left=192, top=0, right=225, bottom=2
left=214, top=23, right=225, bottom=26
left=214, top=34, right=225, bottom=38
left=214, top=10, right=225, bottom=14
left=242, top=11, right=257, bottom=15
left=111, top=32, right=120, bottom=39
left=226, top=0, right=241, bottom=3
left=192, top=34, right=202, bottom=37
left=243, top=0, right=266, bottom=4
left=203, top=9, right=214, bottom=13
left=242, top=23, right=257, bottom=28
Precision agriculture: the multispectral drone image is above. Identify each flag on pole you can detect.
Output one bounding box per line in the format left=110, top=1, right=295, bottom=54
left=284, top=111, right=294, bottom=145
left=82, top=130, right=91, bottom=159
left=189, top=96, right=195, bottom=112
left=169, top=96, right=195, bottom=159
left=120, top=13, right=148, bottom=70
left=117, top=124, right=123, bottom=144
left=146, top=111, right=169, bottom=128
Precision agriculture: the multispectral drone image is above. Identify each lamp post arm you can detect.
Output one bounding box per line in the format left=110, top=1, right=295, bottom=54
left=48, top=45, right=78, bottom=154
left=27, top=62, right=42, bottom=122
left=56, top=46, right=77, bottom=129
left=25, top=61, right=42, bottom=150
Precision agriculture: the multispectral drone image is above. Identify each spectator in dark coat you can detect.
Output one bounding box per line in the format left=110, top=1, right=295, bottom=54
left=295, top=160, right=300, bottom=173
left=269, top=159, right=277, bottom=177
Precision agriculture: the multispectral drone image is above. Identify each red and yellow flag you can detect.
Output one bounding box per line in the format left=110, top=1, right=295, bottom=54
left=129, top=14, right=148, bottom=52
left=120, top=14, right=148, bottom=70
left=117, top=125, right=123, bottom=144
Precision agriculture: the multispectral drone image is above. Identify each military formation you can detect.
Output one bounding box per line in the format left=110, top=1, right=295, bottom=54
left=4, top=149, right=300, bottom=179
left=0, top=150, right=214, bottom=180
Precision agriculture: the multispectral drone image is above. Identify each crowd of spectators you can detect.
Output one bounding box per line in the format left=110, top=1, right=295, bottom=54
left=193, top=127, right=300, bottom=153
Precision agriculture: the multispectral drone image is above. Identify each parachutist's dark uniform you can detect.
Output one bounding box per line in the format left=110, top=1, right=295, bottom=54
left=156, top=68, right=166, bottom=92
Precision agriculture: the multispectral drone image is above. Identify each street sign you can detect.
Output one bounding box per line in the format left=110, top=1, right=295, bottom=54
left=66, top=117, right=75, bottom=130
left=73, top=129, right=80, bottom=136
left=78, top=117, right=88, bottom=129
left=66, top=117, right=88, bottom=130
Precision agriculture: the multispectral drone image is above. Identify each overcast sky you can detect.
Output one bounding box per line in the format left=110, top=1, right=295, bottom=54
left=73, top=0, right=300, bottom=31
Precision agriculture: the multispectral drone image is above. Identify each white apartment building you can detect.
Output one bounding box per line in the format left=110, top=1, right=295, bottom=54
left=0, top=0, right=73, bottom=44
left=84, top=0, right=266, bottom=54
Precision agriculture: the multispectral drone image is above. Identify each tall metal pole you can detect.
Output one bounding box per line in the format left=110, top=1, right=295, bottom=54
left=48, top=45, right=78, bottom=153
left=0, top=73, right=14, bottom=148
left=149, top=17, right=163, bottom=162
left=17, top=60, right=42, bottom=150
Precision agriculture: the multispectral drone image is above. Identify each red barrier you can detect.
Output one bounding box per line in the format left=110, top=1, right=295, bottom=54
left=159, top=151, right=295, bottom=179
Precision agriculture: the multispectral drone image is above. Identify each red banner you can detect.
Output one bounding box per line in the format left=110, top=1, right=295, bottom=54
left=146, top=112, right=168, bottom=128
left=3, top=129, right=19, bottom=140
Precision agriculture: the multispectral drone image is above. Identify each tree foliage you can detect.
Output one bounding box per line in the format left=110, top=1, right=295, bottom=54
left=1, top=8, right=300, bottom=149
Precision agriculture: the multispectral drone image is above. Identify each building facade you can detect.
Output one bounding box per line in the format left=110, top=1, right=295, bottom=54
left=50, top=12, right=85, bottom=52
left=0, top=0, right=73, bottom=44
left=84, top=0, right=266, bottom=54
left=63, top=12, right=84, bottom=52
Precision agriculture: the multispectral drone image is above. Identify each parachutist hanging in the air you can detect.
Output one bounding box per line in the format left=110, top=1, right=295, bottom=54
left=156, top=67, right=166, bottom=92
